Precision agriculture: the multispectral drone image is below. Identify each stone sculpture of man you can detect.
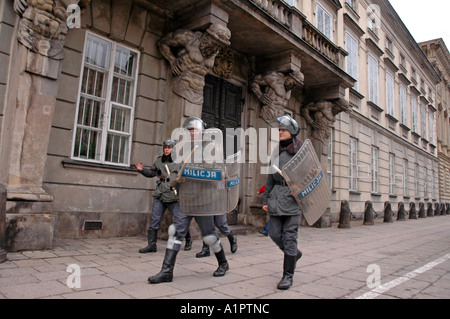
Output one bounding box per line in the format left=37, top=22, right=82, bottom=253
left=14, top=0, right=90, bottom=61
left=158, top=23, right=231, bottom=105
left=250, top=70, right=304, bottom=122
left=301, top=98, right=349, bottom=144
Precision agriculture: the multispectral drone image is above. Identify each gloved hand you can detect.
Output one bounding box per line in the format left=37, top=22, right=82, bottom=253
left=170, top=178, right=181, bottom=189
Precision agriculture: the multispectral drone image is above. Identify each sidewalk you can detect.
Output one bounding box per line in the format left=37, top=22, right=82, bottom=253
left=1, top=216, right=450, bottom=299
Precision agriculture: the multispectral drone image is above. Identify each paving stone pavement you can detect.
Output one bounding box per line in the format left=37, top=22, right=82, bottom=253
left=1, top=216, right=450, bottom=300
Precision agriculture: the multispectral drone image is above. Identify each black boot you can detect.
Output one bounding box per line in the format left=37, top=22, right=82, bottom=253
left=184, top=231, right=193, bottom=251
left=227, top=233, right=238, bottom=254
left=139, top=229, right=157, bottom=253
left=296, top=249, right=302, bottom=263
left=196, top=242, right=210, bottom=258
left=213, top=247, right=229, bottom=277
left=277, top=254, right=297, bottom=290
left=148, top=249, right=178, bottom=284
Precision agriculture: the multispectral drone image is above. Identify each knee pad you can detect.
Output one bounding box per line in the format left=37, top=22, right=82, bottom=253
left=203, top=234, right=222, bottom=253
left=167, top=224, right=182, bottom=251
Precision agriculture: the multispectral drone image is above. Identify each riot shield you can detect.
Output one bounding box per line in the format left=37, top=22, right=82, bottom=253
left=281, top=139, right=331, bottom=225
left=225, top=151, right=241, bottom=212
left=176, top=129, right=240, bottom=216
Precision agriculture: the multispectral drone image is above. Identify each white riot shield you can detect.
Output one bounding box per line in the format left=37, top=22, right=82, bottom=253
left=225, top=151, right=241, bottom=212
left=281, top=139, right=331, bottom=225
left=176, top=129, right=239, bottom=216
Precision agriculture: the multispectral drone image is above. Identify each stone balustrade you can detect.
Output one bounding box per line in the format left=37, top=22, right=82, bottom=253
left=251, top=0, right=346, bottom=67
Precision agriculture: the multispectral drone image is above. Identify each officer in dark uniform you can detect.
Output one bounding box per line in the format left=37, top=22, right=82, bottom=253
left=148, top=117, right=229, bottom=284
left=136, top=138, right=192, bottom=253
left=262, top=115, right=304, bottom=290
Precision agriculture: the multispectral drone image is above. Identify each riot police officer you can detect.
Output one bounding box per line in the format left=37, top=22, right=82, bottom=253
left=262, top=115, right=303, bottom=290
left=136, top=138, right=192, bottom=253
left=148, top=117, right=230, bottom=284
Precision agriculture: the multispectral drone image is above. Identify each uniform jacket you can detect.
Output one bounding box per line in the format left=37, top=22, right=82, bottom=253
left=139, top=155, right=178, bottom=203
left=263, top=138, right=303, bottom=216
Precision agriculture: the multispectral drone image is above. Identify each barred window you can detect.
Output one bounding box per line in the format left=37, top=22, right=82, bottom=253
left=72, top=33, right=139, bottom=166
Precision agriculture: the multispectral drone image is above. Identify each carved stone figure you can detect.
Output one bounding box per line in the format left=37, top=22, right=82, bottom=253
left=158, top=23, right=231, bottom=104
left=14, top=0, right=90, bottom=60
left=250, top=70, right=304, bottom=122
left=301, top=98, right=349, bottom=145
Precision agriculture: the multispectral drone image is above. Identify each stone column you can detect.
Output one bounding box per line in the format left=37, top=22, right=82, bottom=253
left=301, top=97, right=349, bottom=227
left=2, top=0, right=90, bottom=251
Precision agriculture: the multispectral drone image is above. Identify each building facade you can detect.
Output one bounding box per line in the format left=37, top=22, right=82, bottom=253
left=0, top=0, right=446, bottom=251
left=327, top=0, right=442, bottom=219
left=420, top=39, right=450, bottom=202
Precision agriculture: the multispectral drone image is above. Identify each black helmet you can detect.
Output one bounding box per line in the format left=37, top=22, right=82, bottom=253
left=162, top=138, right=176, bottom=148
left=182, top=116, right=207, bottom=131
left=273, top=115, right=300, bottom=136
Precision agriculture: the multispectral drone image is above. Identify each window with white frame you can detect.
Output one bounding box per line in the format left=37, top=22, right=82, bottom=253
left=414, top=164, right=419, bottom=198
left=371, top=146, right=379, bottom=193
left=424, top=166, right=428, bottom=198
left=368, top=54, right=379, bottom=104
left=428, top=111, right=435, bottom=143
left=349, top=138, right=358, bottom=191
left=403, top=159, right=408, bottom=196
left=72, top=33, right=139, bottom=166
left=400, top=85, right=407, bottom=125
left=346, top=32, right=359, bottom=90
left=316, top=3, right=333, bottom=40
left=346, top=0, right=354, bottom=8
left=389, top=153, right=395, bottom=195
left=411, top=96, right=418, bottom=134
left=421, top=104, right=427, bottom=139
left=386, top=71, right=395, bottom=116
left=327, top=130, right=333, bottom=189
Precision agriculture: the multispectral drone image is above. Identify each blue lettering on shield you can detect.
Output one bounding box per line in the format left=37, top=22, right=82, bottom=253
left=297, top=170, right=324, bottom=200
left=181, top=167, right=222, bottom=181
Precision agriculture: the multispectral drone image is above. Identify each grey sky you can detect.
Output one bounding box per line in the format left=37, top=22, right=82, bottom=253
left=388, top=0, right=450, bottom=47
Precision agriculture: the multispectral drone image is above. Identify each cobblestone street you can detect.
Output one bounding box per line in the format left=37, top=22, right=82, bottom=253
left=1, top=216, right=449, bottom=300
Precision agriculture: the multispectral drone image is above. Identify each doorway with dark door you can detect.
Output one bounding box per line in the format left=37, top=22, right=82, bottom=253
left=202, top=74, right=242, bottom=224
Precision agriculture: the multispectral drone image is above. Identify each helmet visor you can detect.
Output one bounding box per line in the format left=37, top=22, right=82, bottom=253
left=269, top=115, right=300, bottom=136
left=182, top=117, right=205, bottom=131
